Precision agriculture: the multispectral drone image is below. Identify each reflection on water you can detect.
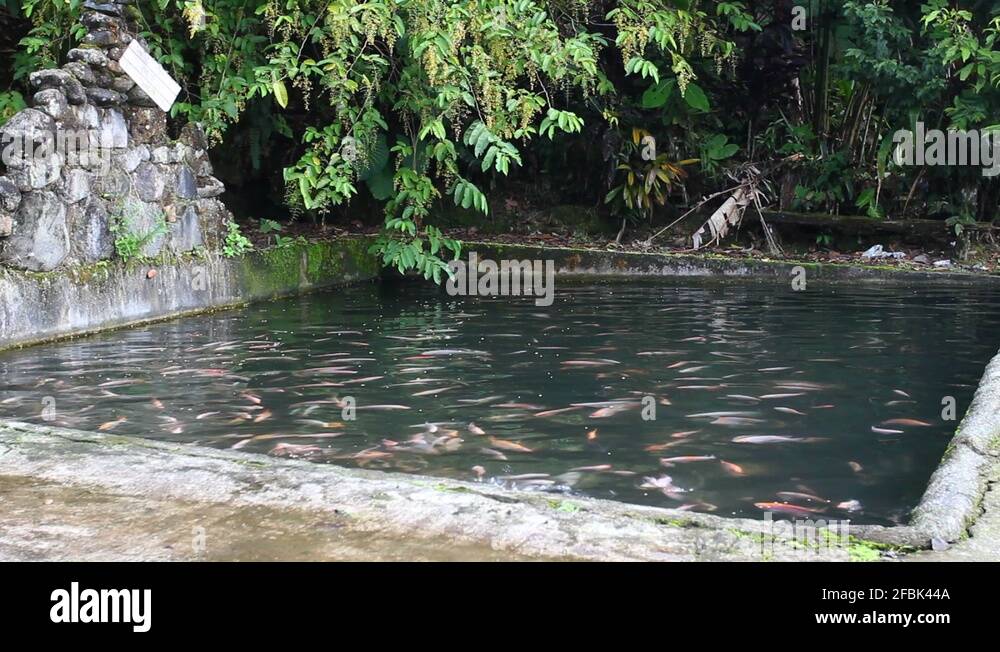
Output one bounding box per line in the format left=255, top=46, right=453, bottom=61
left=2, top=278, right=998, bottom=525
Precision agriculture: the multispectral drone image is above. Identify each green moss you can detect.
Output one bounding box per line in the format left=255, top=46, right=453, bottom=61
left=653, top=517, right=698, bottom=528
left=548, top=499, right=582, bottom=513
left=433, top=483, right=474, bottom=493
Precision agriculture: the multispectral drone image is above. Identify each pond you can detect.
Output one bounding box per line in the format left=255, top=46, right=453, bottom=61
left=2, top=278, right=998, bottom=526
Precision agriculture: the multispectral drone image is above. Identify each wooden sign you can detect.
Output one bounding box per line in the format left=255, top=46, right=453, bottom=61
left=118, top=41, right=181, bottom=113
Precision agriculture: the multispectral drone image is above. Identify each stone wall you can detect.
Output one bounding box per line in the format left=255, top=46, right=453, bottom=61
left=0, top=0, right=231, bottom=272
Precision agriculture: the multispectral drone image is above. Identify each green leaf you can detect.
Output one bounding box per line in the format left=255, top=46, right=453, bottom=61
left=272, top=79, right=288, bottom=109
left=641, top=80, right=675, bottom=108
left=683, top=83, right=710, bottom=112
left=365, top=166, right=394, bottom=201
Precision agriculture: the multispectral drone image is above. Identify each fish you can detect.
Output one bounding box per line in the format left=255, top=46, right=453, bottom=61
left=342, top=375, right=386, bottom=385
left=711, top=416, right=765, bottom=426
left=495, top=402, right=546, bottom=410
left=719, top=460, right=744, bottom=476
left=570, top=464, right=612, bottom=472
left=732, top=435, right=821, bottom=444
left=776, top=491, right=828, bottom=503
left=98, top=417, right=127, bottom=431
left=253, top=409, right=273, bottom=423
left=533, top=406, right=582, bottom=417
left=893, top=389, right=911, bottom=398
left=871, top=426, right=904, bottom=435
left=455, top=395, right=505, bottom=405
left=269, top=443, right=323, bottom=458
left=837, top=500, right=863, bottom=512
left=412, top=386, right=459, bottom=397
left=467, top=423, right=486, bottom=435
left=352, top=449, right=393, bottom=461
left=472, top=465, right=486, bottom=478
left=479, top=447, right=508, bottom=461
left=590, top=402, right=638, bottom=418
left=687, top=411, right=759, bottom=418
left=586, top=429, right=598, bottom=441
left=644, top=441, right=684, bottom=452
left=660, top=455, right=716, bottom=466
left=759, top=393, right=805, bottom=400
left=774, top=407, right=807, bottom=416
left=641, top=480, right=688, bottom=499
left=488, top=437, right=534, bottom=453
left=640, top=475, right=681, bottom=491
left=420, top=349, right=491, bottom=357
left=881, top=418, right=933, bottom=427
left=98, top=379, right=143, bottom=388
left=754, top=502, right=824, bottom=516
left=678, top=502, right=718, bottom=512
left=848, top=461, right=864, bottom=473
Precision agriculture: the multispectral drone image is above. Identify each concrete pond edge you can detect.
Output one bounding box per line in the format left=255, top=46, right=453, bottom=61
left=464, top=241, right=1000, bottom=284
left=0, top=235, right=380, bottom=352
left=0, top=420, right=904, bottom=561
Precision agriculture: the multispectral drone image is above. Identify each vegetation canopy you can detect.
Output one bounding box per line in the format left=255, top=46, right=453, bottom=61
left=2, top=1, right=1000, bottom=275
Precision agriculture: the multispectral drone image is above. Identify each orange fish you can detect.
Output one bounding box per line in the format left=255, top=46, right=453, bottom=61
left=881, top=418, right=932, bottom=427
left=488, top=437, right=534, bottom=453
left=98, top=417, right=126, bottom=431
left=720, top=460, right=745, bottom=476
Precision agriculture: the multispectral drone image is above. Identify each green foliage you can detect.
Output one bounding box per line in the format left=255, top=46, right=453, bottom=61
left=605, top=127, right=697, bottom=218
left=855, top=188, right=883, bottom=220
left=370, top=223, right=461, bottom=283
left=0, top=91, right=26, bottom=126
left=259, top=218, right=283, bottom=235
left=9, top=0, right=1000, bottom=262
left=109, top=202, right=168, bottom=262
left=222, top=220, right=253, bottom=258
left=699, top=133, right=738, bottom=174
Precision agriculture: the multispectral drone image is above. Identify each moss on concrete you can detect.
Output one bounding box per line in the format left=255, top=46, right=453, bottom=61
left=0, top=236, right=380, bottom=352
left=466, top=241, right=1000, bottom=284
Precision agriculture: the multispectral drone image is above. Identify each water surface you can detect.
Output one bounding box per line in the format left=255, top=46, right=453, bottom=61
left=2, top=278, right=997, bottom=525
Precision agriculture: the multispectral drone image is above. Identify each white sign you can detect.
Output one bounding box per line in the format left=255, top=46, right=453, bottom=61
left=118, top=40, right=181, bottom=113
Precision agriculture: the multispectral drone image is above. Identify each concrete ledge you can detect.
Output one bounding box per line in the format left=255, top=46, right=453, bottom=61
left=910, top=351, right=1000, bottom=542
left=0, top=421, right=884, bottom=561
left=0, top=236, right=380, bottom=351
left=465, top=242, right=1000, bottom=284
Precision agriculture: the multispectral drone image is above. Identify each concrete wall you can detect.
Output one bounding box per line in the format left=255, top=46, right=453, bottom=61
left=465, top=242, right=1000, bottom=284
left=0, top=236, right=380, bottom=351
